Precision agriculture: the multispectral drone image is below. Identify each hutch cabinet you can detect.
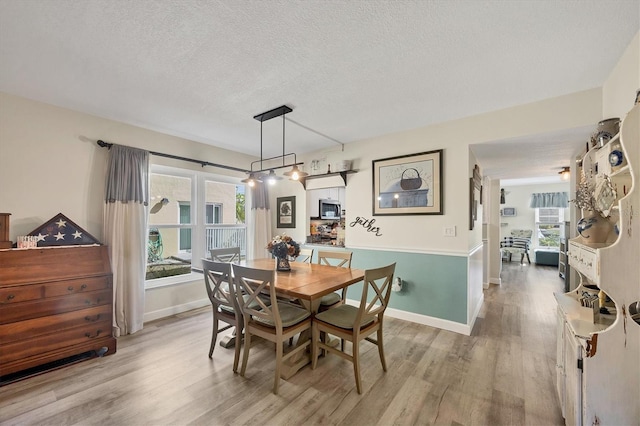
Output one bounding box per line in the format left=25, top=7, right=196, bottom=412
left=555, top=103, right=639, bottom=425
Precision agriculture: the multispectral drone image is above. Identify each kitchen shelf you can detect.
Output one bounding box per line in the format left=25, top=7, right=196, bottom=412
left=298, top=170, right=357, bottom=189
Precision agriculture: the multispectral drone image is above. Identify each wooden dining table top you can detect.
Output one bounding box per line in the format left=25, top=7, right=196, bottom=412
left=240, top=258, right=365, bottom=303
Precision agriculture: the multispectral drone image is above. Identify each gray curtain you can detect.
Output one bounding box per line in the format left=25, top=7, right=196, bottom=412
left=529, top=192, right=569, bottom=208
left=105, top=145, right=149, bottom=204
left=103, top=144, right=149, bottom=336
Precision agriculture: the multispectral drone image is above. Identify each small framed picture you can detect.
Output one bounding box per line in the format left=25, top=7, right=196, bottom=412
left=277, top=196, right=296, bottom=228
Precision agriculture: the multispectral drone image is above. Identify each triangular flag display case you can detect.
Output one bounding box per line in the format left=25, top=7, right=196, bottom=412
left=27, top=213, right=100, bottom=246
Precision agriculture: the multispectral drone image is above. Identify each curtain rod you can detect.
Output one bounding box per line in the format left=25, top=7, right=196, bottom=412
left=96, top=140, right=249, bottom=173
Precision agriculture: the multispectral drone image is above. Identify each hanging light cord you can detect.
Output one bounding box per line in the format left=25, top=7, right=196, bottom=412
left=285, top=117, right=345, bottom=151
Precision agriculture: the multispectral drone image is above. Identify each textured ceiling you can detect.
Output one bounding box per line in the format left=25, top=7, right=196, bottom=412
left=1, top=0, right=638, bottom=180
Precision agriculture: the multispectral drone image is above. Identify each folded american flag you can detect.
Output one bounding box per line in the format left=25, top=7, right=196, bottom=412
left=27, top=213, right=101, bottom=247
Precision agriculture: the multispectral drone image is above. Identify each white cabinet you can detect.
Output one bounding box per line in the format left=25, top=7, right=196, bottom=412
left=556, top=103, right=640, bottom=425
left=306, top=188, right=345, bottom=218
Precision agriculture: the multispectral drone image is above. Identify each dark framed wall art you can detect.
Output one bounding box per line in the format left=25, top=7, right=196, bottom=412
left=277, top=196, right=296, bottom=228
left=372, top=149, right=443, bottom=215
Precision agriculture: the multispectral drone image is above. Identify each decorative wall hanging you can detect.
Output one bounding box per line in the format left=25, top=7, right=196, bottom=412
left=276, top=196, right=296, bottom=228
left=349, top=216, right=382, bottom=236
left=372, top=149, right=443, bottom=215
left=27, top=213, right=101, bottom=246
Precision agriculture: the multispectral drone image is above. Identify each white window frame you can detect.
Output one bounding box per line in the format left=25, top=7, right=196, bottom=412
left=206, top=202, right=223, bottom=225
left=535, top=207, right=564, bottom=248
left=145, top=165, right=246, bottom=289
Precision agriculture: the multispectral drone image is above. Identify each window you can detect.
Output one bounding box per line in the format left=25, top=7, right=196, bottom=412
left=206, top=203, right=223, bottom=224
left=146, top=166, right=246, bottom=285
left=536, top=207, right=563, bottom=248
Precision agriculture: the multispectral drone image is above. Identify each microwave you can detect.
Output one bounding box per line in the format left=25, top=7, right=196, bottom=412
left=319, top=199, right=341, bottom=219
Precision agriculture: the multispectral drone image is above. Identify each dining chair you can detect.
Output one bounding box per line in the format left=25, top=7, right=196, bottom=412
left=296, top=248, right=314, bottom=263
left=202, top=259, right=243, bottom=373
left=210, top=246, right=241, bottom=263
left=317, top=250, right=353, bottom=308
left=311, top=262, right=396, bottom=394
left=232, top=264, right=313, bottom=395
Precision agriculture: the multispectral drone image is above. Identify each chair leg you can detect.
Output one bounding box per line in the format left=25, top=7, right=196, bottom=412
left=377, top=327, right=387, bottom=371
left=352, top=338, right=362, bottom=394
left=209, top=310, right=218, bottom=358
left=232, top=323, right=242, bottom=373
left=273, top=339, right=283, bottom=395
left=520, top=252, right=525, bottom=264
left=508, top=253, right=512, bottom=262
left=311, top=323, right=320, bottom=369
left=526, top=252, right=531, bottom=264
left=240, top=327, right=251, bottom=377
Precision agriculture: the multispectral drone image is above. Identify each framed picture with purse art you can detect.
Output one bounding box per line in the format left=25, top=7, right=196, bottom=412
left=276, top=196, right=296, bottom=228
left=372, top=149, right=443, bottom=215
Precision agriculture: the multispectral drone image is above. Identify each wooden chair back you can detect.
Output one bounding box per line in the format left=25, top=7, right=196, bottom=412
left=202, top=259, right=237, bottom=313
left=317, top=250, right=352, bottom=268
left=210, top=247, right=241, bottom=263
left=355, top=263, right=396, bottom=324
left=232, top=264, right=280, bottom=328
left=297, top=248, right=314, bottom=263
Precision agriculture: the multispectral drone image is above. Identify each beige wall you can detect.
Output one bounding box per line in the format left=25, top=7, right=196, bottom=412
left=603, top=31, right=640, bottom=119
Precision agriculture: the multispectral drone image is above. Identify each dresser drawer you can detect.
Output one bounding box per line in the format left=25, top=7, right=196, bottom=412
left=568, top=242, right=599, bottom=284
left=0, top=304, right=112, bottom=344
left=0, top=289, right=112, bottom=324
left=45, top=276, right=111, bottom=297
left=0, top=284, right=43, bottom=304
left=0, top=319, right=112, bottom=365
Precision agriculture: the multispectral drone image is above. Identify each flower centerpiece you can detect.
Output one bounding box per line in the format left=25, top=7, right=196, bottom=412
left=266, top=233, right=300, bottom=271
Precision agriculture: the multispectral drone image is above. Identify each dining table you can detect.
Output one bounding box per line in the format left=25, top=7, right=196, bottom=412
left=238, top=258, right=365, bottom=378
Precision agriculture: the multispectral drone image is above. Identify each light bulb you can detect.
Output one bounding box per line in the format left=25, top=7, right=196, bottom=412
left=248, top=180, right=255, bottom=187
left=291, top=171, right=299, bottom=180
left=268, top=176, right=276, bottom=185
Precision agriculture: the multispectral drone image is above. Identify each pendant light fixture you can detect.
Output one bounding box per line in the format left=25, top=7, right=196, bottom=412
left=245, top=105, right=307, bottom=183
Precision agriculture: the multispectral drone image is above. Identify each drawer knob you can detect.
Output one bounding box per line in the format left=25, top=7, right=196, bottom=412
left=7, top=294, right=15, bottom=300
left=85, top=314, right=101, bottom=322
left=85, top=330, right=102, bottom=338
left=81, top=284, right=87, bottom=290
left=68, top=286, right=74, bottom=291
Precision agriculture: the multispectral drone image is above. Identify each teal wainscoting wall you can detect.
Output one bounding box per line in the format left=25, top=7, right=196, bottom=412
left=347, top=248, right=468, bottom=324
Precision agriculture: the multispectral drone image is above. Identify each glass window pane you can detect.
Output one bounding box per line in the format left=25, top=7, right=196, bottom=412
left=146, top=227, right=192, bottom=279
left=149, top=174, right=192, bottom=226
left=205, top=180, right=238, bottom=224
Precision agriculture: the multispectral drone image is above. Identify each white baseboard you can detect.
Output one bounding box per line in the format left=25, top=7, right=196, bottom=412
left=468, top=292, right=484, bottom=333
left=483, top=281, right=490, bottom=289
left=490, top=277, right=501, bottom=285
left=144, top=298, right=209, bottom=323
left=346, top=299, right=474, bottom=336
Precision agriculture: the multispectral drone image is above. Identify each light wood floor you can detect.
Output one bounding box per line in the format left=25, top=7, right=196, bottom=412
left=0, top=262, right=565, bottom=425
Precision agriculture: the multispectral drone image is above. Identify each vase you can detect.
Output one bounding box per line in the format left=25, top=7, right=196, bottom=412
left=276, top=256, right=291, bottom=271
left=577, top=210, right=613, bottom=247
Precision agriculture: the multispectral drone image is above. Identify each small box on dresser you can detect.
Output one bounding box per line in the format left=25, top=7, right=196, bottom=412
left=0, top=245, right=116, bottom=383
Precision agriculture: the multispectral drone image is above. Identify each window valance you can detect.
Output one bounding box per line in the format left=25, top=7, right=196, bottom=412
left=529, top=192, right=569, bottom=208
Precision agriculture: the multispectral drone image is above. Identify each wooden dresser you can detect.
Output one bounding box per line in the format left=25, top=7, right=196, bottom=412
left=0, top=245, right=116, bottom=380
